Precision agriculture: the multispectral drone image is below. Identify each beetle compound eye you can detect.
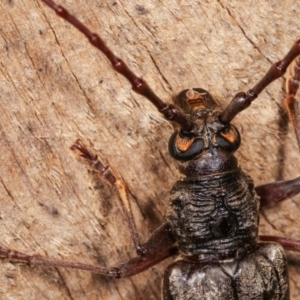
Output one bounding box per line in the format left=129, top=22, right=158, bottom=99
left=176, top=134, right=195, bottom=152
left=168, top=132, right=204, bottom=161
left=217, top=124, right=241, bottom=152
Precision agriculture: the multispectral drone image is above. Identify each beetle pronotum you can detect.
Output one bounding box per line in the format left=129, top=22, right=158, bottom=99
left=1, top=0, right=300, bottom=300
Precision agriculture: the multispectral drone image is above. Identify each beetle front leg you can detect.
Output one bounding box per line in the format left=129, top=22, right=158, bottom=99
left=71, top=139, right=147, bottom=256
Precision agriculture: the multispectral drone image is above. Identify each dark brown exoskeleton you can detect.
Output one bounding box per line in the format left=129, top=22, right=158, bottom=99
left=1, top=0, right=300, bottom=299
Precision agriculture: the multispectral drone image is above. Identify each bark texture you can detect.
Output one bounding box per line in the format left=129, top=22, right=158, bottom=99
left=1, top=0, right=300, bottom=299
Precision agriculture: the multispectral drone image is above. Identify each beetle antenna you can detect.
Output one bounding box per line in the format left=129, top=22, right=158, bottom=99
left=220, top=40, right=300, bottom=124
left=41, top=0, right=192, bottom=131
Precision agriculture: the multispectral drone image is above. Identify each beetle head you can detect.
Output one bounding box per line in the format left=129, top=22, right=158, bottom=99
left=169, top=88, right=241, bottom=176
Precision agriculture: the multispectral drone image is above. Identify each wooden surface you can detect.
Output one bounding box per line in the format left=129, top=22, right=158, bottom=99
left=1, top=0, right=300, bottom=299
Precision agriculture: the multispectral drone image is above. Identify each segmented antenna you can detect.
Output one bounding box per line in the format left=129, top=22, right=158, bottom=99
left=42, top=0, right=192, bottom=131
left=220, top=39, right=300, bottom=123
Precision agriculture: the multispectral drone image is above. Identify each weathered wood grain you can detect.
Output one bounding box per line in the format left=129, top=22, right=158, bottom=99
left=1, top=0, right=300, bottom=299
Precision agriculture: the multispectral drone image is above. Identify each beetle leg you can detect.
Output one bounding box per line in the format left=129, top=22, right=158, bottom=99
left=260, top=236, right=300, bottom=253
left=0, top=222, right=177, bottom=278
left=71, top=139, right=145, bottom=256
left=284, top=56, right=300, bottom=149
left=255, top=176, right=300, bottom=207
left=249, top=59, right=300, bottom=205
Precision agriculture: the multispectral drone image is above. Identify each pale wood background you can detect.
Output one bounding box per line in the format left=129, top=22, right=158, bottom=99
left=1, top=0, right=300, bottom=299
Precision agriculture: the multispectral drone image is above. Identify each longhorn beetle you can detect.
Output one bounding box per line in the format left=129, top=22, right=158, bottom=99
left=2, top=0, right=300, bottom=299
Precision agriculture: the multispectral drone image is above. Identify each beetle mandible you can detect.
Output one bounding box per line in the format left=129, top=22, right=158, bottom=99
left=2, top=1, right=300, bottom=299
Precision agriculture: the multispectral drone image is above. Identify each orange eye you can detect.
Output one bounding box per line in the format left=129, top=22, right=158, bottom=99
left=176, top=135, right=195, bottom=152
left=220, top=128, right=238, bottom=144
left=217, top=125, right=240, bottom=152
left=169, top=132, right=204, bottom=161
